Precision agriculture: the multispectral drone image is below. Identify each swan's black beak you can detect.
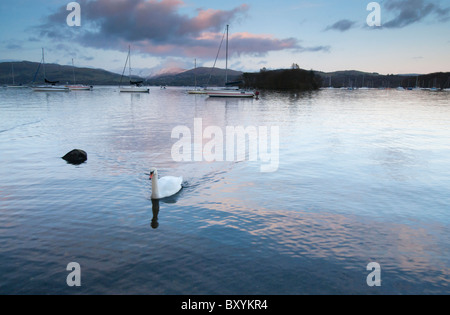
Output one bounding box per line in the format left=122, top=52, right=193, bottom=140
left=149, top=171, right=154, bottom=180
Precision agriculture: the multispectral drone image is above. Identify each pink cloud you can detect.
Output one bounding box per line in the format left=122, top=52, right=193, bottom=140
left=38, top=0, right=319, bottom=58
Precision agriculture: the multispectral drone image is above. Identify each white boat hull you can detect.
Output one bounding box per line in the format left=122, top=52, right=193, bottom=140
left=32, top=86, right=70, bottom=92
left=120, top=87, right=150, bottom=93
left=67, top=85, right=93, bottom=91
left=187, top=89, right=208, bottom=94
left=7, top=85, right=28, bottom=89
left=206, top=90, right=255, bottom=98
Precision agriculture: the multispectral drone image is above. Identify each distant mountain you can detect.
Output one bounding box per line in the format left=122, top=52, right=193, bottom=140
left=2, top=60, right=447, bottom=89
left=111, top=66, right=187, bottom=79
left=0, top=61, right=243, bottom=87
left=150, top=67, right=186, bottom=78
left=146, top=67, right=243, bottom=86
left=0, top=61, right=132, bottom=86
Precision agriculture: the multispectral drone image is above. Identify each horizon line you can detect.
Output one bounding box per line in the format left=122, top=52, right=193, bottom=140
left=1, top=59, right=450, bottom=77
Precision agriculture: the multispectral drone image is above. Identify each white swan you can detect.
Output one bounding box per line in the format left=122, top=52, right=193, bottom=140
left=149, top=168, right=183, bottom=200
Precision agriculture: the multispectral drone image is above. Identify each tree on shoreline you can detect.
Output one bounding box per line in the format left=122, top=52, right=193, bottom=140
left=241, top=68, right=322, bottom=91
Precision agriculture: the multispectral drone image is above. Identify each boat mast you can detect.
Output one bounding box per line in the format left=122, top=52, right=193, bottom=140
left=72, top=59, right=76, bottom=85
left=11, top=63, right=15, bottom=85
left=194, top=58, right=197, bottom=89
left=225, top=24, right=229, bottom=84
left=42, top=48, right=46, bottom=81
left=128, top=45, right=132, bottom=82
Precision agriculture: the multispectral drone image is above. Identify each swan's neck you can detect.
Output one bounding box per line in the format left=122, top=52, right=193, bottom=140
left=151, top=175, right=160, bottom=199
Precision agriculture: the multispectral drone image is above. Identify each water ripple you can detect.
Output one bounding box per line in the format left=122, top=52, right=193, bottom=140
left=1, top=87, right=449, bottom=294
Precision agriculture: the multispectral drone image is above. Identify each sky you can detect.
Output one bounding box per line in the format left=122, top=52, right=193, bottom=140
left=0, top=0, right=449, bottom=75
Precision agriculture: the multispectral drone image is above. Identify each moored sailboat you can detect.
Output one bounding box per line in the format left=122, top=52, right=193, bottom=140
left=325, top=75, right=334, bottom=89
left=32, top=48, right=69, bottom=92
left=66, top=59, right=93, bottom=91
left=6, top=63, right=28, bottom=89
left=206, top=89, right=256, bottom=98
left=119, top=46, right=149, bottom=93
left=33, top=82, right=69, bottom=92
left=187, top=59, right=207, bottom=94
left=68, top=85, right=93, bottom=91
left=443, top=77, right=450, bottom=91
left=205, top=25, right=255, bottom=98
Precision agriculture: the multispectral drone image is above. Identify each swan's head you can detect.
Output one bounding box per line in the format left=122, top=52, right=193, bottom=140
left=149, top=168, right=158, bottom=180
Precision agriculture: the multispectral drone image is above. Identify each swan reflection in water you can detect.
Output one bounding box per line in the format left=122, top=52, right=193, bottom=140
left=151, top=199, right=160, bottom=229
left=150, top=189, right=184, bottom=229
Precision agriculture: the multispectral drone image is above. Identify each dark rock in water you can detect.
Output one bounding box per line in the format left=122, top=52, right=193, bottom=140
left=62, top=149, right=87, bottom=165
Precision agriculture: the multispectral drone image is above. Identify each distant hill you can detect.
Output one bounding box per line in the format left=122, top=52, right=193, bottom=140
left=0, top=61, right=131, bottom=86
left=2, top=61, right=448, bottom=89
left=0, top=61, right=243, bottom=87
left=316, top=70, right=450, bottom=89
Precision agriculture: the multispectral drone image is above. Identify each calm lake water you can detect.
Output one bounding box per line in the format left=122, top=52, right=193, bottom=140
left=0, top=86, right=449, bottom=294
